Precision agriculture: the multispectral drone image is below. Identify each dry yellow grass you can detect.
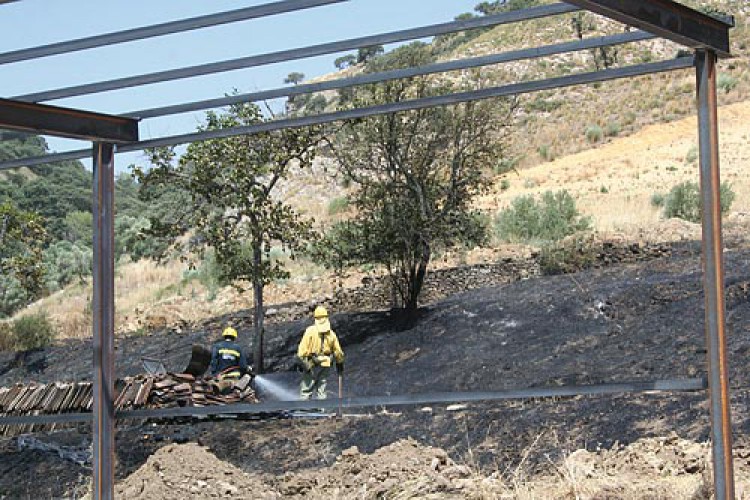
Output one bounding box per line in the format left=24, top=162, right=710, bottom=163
left=480, top=100, right=750, bottom=237
left=20, top=258, right=186, bottom=340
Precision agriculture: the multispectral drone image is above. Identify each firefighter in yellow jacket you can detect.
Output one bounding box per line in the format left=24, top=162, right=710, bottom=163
left=297, top=306, right=344, bottom=400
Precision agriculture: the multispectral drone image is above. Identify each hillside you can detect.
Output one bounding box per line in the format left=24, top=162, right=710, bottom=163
left=3, top=3, right=750, bottom=498
left=437, top=0, right=750, bottom=169
left=5, top=0, right=750, bottom=339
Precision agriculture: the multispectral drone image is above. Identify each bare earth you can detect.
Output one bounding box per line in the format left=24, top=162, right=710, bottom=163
left=2, top=99, right=750, bottom=497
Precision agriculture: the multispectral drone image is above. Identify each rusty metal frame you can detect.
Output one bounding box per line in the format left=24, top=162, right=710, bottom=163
left=563, top=0, right=733, bottom=57
left=0, top=1, right=736, bottom=498
left=0, top=99, right=138, bottom=143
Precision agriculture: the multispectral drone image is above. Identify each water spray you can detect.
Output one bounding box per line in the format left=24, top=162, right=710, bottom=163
left=252, top=373, right=299, bottom=401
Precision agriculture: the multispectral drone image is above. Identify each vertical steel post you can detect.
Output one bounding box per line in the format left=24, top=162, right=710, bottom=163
left=92, top=142, right=115, bottom=500
left=696, top=49, right=734, bottom=499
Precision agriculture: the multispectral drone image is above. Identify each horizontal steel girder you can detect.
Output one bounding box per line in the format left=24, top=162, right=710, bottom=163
left=0, top=0, right=348, bottom=66
left=0, top=377, right=707, bottom=426
left=12, top=3, right=579, bottom=103
left=0, top=57, right=693, bottom=171
left=0, top=99, right=138, bottom=143
left=563, top=0, right=732, bottom=57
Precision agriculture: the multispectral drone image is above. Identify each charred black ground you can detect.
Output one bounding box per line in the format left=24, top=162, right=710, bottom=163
left=2, top=239, right=750, bottom=498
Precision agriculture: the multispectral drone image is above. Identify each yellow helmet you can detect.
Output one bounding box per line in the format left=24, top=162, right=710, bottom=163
left=222, top=327, right=238, bottom=339
left=313, top=306, right=328, bottom=319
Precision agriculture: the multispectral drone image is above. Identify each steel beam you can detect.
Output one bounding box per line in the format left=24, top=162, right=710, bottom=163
left=0, top=377, right=707, bottom=426
left=13, top=3, right=579, bottom=103
left=563, top=0, right=732, bottom=57
left=0, top=0, right=348, bottom=65
left=0, top=57, right=693, bottom=171
left=92, top=142, right=115, bottom=500
left=696, top=49, right=734, bottom=500
left=0, top=99, right=138, bottom=143
left=125, top=30, right=655, bottom=120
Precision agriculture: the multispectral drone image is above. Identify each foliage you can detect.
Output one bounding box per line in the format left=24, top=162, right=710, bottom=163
left=284, top=72, right=305, bottom=85
left=539, top=235, right=598, bottom=275
left=114, top=215, right=168, bottom=262
left=474, top=0, right=541, bottom=15
left=327, top=196, right=350, bottom=216
left=585, top=124, right=604, bottom=143
left=315, top=42, right=516, bottom=313
left=13, top=311, right=56, bottom=351
left=495, top=190, right=591, bottom=243
left=306, top=95, right=328, bottom=114
left=43, top=241, right=91, bottom=292
left=0, top=276, right=30, bottom=319
left=0, top=322, right=13, bottom=351
left=334, top=54, right=357, bottom=70
left=183, top=249, right=228, bottom=301
left=650, top=193, right=665, bottom=207
left=357, top=45, right=384, bottom=64
left=717, top=73, right=738, bottom=94
left=63, top=211, right=93, bottom=247
left=0, top=201, right=47, bottom=317
left=662, top=181, right=735, bottom=223
left=135, top=100, right=325, bottom=371
left=604, top=122, right=621, bottom=137
left=537, top=144, right=554, bottom=161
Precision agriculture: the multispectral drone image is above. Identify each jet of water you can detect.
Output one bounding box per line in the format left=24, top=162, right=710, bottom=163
left=253, top=373, right=300, bottom=401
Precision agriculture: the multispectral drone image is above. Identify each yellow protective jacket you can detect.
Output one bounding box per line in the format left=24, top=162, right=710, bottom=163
left=297, top=323, right=344, bottom=368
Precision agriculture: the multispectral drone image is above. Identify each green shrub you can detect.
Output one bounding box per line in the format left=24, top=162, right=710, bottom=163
left=0, top=275, right=30, bottom=319
left=600, top=185, right=609, bottom=194
left=650, top=193, right=665, bottom=207
left=0, top=322, right=14, bottom=351
left=539, top=235, right=598, bottom=275
left=585, top=124, right=603, bottom=143
left=183, top=250, right=229, bottom=301
left=663, top=181, right=735, bottom=222
left=327, top=196, right=350, bottom=216
left=494, top=156, right=521, bottom=175
left=717, top=73, right=738, bottom=94
left=537, top=144, right=554, bottom=161
left=604, top=122, right=621, bottom=137
left=43, top=241, right=92, bottom=292
left=500, top=179, right=510, bottom=191
left=527, top=97, right=563, bottom=113
left=13, top=312, right=56, bottom=351
left=494, top=190, right=591, bottom=243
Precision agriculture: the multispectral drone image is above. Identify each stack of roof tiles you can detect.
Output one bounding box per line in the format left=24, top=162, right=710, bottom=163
left=0, top=373, right=258, bottom=436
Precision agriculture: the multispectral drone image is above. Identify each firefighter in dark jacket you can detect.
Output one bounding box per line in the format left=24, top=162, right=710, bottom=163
left=209, top=326, right=249, bottom=380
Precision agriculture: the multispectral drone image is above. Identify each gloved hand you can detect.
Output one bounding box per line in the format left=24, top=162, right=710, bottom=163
left=300, top=357, right=314, bottom=371
left=336, top=362, right=344, bottom=375
left=315, top=354, right=331, bottom=366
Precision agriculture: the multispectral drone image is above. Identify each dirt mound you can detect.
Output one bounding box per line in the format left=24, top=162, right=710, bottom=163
left=114, top=435, right=750, bottom=500
left=115, top=443, right=274, bottom=500
left=271, top=438, right=478, bottom=499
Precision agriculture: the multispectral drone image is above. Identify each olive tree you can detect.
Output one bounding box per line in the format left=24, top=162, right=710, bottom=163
left=136, top=102, right=325, bottom=372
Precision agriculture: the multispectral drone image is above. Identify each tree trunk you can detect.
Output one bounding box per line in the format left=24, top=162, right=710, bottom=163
left=405, top=241, right=430, bottom=315
left=252, top=244, right=265, bottom=373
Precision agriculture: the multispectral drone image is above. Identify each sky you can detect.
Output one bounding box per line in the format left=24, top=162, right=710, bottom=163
left=0, top=0, right=482, bottom=172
